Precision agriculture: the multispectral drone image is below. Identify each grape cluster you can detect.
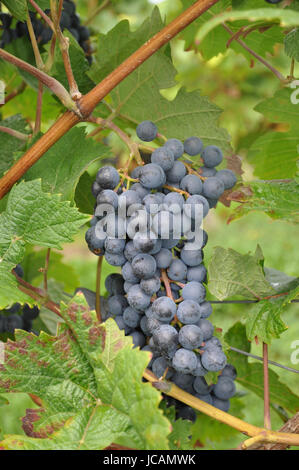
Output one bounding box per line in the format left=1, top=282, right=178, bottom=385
left=86, top=120, right=238, bottom=420
left=0, top=265, right=40, bottom=335
left=0, top=1, right=91, bottom=63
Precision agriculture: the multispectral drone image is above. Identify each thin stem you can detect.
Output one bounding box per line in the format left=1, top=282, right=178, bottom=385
left=34, top=81, right=43, bottom=135
left=0, top=0, right=220, bottom=199
left=263, top=342, right=271, bottom=430
left=0, top=48, right=78, bottom=112
left=28, top=0, right=55, bottom=31
left=26, top=12, right=44, bottom=69
left=84, top=0, right=110, bottom=26
left=51, top=0, right=81, bottom=100
left=88, top=116, right=143, bottom=165
left=0, top=126, right=29, bottom=141
left=96, top=256, right=103, bottom=322
left=44, top=248, right=51, bottom=293
left=222, top=22, right=285, bottom=82
left=229, top=347, right=299, bottom=374
left=143, top=369, right=299, bottom=447
left=161, top=269, right=174, bottom=301
left=163, top=184, right=189, bottom=197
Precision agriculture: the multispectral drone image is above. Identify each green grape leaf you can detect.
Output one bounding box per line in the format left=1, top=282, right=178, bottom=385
left=228, top=180, right=299, bottom=223
left=22, top=249, right=79, bottom=293
left=208, top=246, right=275, bottom=301
left=0, top=180, right=89, bottom=308
left=284, top=28, right=299, bottom=62
left=75, top=172, right=96, bottom=215
left=225, top=323, right=299, bottom=414
left=249, top=88, right=299, bottom=179
left=195, top=8, right=299, bottom=45
left=24, top=127, right=111, bottom=202
left=1, top=0, right=27, bottom=20
left=191, top=398, right=245, bottom=448
left=0, top=115, right=30, bottom=178
left=159, top=403, right=193, bottom=450
left=0, top=294, right=170, bottom=450
left=89, top=8, right=231, bottom=153
left=246, top=286, right=299, bottom=344
left=0, top=395, right=9, bottom=407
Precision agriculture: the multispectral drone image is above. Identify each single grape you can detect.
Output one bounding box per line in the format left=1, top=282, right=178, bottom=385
left=213, top=376, right=236, bottom=400
left=114, top=315, right=132, bottom=335
left=172, top=348, right=198, bottom=374
left=172, top=372, right=194, bottom=393
left=212, top=396, right=230, bottom=412
left=187, top=265, right=207, bottom=283
left=193, top=356, right=208, bottom=376
left=184, top=194, right=209, bottom=219
left=202, top=177, right=225, bottom=199
left=167, top=259, right=187, bottom=281
left=195, top=393, right=213, bottom=405
left=131, top=253, right=157, bottom=280
left=216, top=169, right=237, bottom=190
left=152, top=356, right=173, bottom=379
left=202, top=145, right=223, bottom=168
left=153, top=324, right=179, bottom=358
left=152, top=297, right=177, bottom=323
left=127, top=284, right=151, bottom=311
left=164, top=138, right=184, bottom=159
left=140, top=276, right=161, bottom=296
left=118, top=190, right=141, bottom=209
left=104, top=237, right=126, bottom=254
left=166, top=161, right=187, bottom=183
left=181, top=281, right=206, bottom=303
left=151, top=147, right=175, bottom=171
left=154, top=248, right=173, bottom=269
left=199, top=167, right=217, bottom=177
left=105, top=273, right=125, bottom=295
left=193, top=377, right=211, bottom=395
left=178, top=324, right=203, bottom=350
left=163, top=192, right=185, bottom=213
left=96, top=189, right=118, bottom=209
left=184, top=137, right=204, bottom=156
left=139, top=163, right=166, bottom=189
left=131, top=182, right=150, bottom=200
left=133, top=231, right=157, bottom=253
left=124, top=241, right=140, bottom=263
left=22, top=304, right=39, bottom=320
left=123, top=306, right=141, bottom=328
left=177, top=300, right=201, bottom=324
left=122, top=261, right=140, bottom=283
left=161, top=237, right=180, bottom=249
left=180, top=247, right=203, bottom=268
left=196, top=319, right=214, bottom=341
left=146, top=316, right=163, bottom=335
left=96, top=166, right=120, bottom=190
left=107, top=295, right=128, bottom=316
left=221, top=364, right=237, bottom=380
left=180, top=174, right=202, bottom=195
left=105, top=252, right=126, bottom=266
left=198, top=301, right=212, bottom=318
left=130, top=330, right=146, bottom=349
left=136, top=121, right=158, bottom=142
left=201, top=347, right=227, bottom=372
left=6, top=314, right=24, bottom=333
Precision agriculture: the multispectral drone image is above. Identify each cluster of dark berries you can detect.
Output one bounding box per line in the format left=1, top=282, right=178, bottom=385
left=0, top=1, right=91, bottom=63
left=0, top=265, right=39, bottom=335
left=85, top=120, right=238, bottom=420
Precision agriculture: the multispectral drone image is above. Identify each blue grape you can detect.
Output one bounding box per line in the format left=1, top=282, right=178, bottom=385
left=118, top=189, right=141, bottom=209
left=213, top=376, right=236, bottom=400
left=166, top=161, right=187, bottom=183
left=193, top=376, right=211, bottom=395
left=107, top=295, right=128, bottom=316
left=140, top=315, right=151, bottom=336
left=124, top=241, right=140, bottom=262
left=193, top=356, right=208, bottom=376
left=152, top=356, right=173, bottom=379
left=127, top=284, right=151, bottom=311
left=164, top=138, right=184, bottom=159
left=140, top=276, right=161, bottom=296
left=182, top=281, right=206, bottom=303
left=201, top=347, right=227, bottom=372
left=130, top=330, right=146, bottom=349
left=195, top=393, right=213, bottom=405
left=167, top=259, right=187, bottom=281
left=172, top=372, right=194, bottom=393
left=6, top=314, right=24, bottom=333
left=154, top=248, right=172, bottom=269
left=153, top=324, right=179, bottom=357
left=122, top=262, right=139, bottom=283
left=184, top=137, right=204, bottom=156
left=187, top=265, right=207, bottom=283
left=104, top=273, right=124, bottom=295
left=131, top=182, right=150, bottom=199
left=114, top=315, right=132, bottom=335
left=96, top=189, right=118, bottom=208
left=152, top=297, right=177, bottom=323
left=132, top=253, right=157, bottom=279
left=176, top=406, right=196, bottom=422
left=177, top=300, right=201, bottom=324
left=180, top=174, right=202, bottom=195
left=104, top=237, right=126, bottom=254
left=184, top=194, right=209, bottom=219
left=202, top=145, right=223, bottom=168
left=196, top=319, right=214, bottom=341
left=105, top=251, right=126, bottom=266
left=133, top=231, right=157, bottom=253
left=123, top=306, right=141, bottom=328
left=23, top=304, right=39, bottom=320
left=96, top=166, right=120, bottom=189
left=139, top=164, right=166, bottom=189
left=163, top=192, right=185, bottom=212
left=172, top=348, right=198, bottom=374
left=124, top=281, right=137, bottom=293
left=212, top=396, right=230, bottom=412
left=221, top=364, right=237, bottom=380
left=180, top=247, right=203, bottom=267
left=202, top=177, right=225, bottom=199
left=216, top=169, right=237, bottom=190
left=198, top=301, right=212, bottom=318
left=136, top=121, right=158, bottom=142
left=178, top=324, right=203, bottom=350
left=151, top=147, right=175, bottom=171
left=199, top=167, right=217, bottom=177
left=146, top=316, right=163, bottom=335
